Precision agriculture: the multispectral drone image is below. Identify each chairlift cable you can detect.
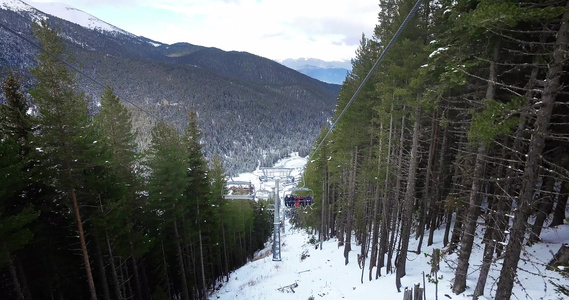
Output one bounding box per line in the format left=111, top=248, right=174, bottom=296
left=308, top=0, right=423, bottom=163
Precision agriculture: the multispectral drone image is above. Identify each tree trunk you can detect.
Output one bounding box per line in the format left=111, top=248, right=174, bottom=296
left=130, top=252, right=142, bottom=300
left=448, top=206, right=466, bottom=252
left=64, top=157, right=97, bottom=300
left=387, top=110, right=405, bottom=275
left=118, top=257, right=127, bottom=300
left=161, top=240, right=173, bottom=300
left=529, top=176, right=556, bottom=244
left=369, top=122, right=384, bottom=280
left=429, top=119, right=448, bottom=246
left=220, top=215, right=230, bottom=282
left=453, top=143, right=487, bottom=294
left=473, top=198, right=498, bottom=299
left=550, top=183, right=568, bottom=227
left=496, top=100, right=532, bottom=257
left=123, top=257, right=133, bottom=299
left=105, top=229, right=123, bottom=300
left=377, top=111, right=394, bottom=278
left=396, top=106, right=421, bottom=291
left=15, top=256, right=32, bottom=300
left=195, top=194, right=207, bottom=299
left=495, top=124, right=526, bottom=257
left=495, top=4, right=569, bottom=299
left=454, top=38, right=499, bottom=294
left=447, top=133, right=469, bottom=252
left=173, top=215, right=191, bottom=300
left=332, top=184, right=338, bottom=237
left=70, top=186, right=98, bottom=300
left=360, top=201, right=371, bottom=283
left=186, top=225, right=199, bottom=297
left=95, top=237, right=111, bottom=300
left=140, top=260, right=151, bottom=300
left=337, top=198, right=345, bottom=247
left=5, top=251, right=24, bottom=300
left=417, top=107, right=440, bottom=253
left=321, top=172, right=327, bottom=247
left=344, top=148, right=358, bottom=265
left=198, top=225, right=207, bottom=299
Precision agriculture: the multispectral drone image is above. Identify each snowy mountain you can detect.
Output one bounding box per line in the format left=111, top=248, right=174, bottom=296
left=0, top=0, right=32, bottom=13
left=280, top=58, right=352, bottom=70
left=295, top=65, right=349, bottom=85
left=1, top=0, right=151, bottom=43
left=280, top=58, right=351, bottom=85
left=29, top=1, right=129, bottom=35
left=0, top=0, right=340, bottom=175
left=29, top=1, right=142, bottom=40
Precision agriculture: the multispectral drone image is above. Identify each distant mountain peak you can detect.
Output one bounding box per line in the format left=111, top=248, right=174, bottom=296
left=279, top=58, right=352, bottom=70
left=280, top=58, right=350, bottom=85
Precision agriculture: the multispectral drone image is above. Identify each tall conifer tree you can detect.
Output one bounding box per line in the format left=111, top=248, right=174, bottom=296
left=183, top=110, right=211, bottom=299
left=0, top=73, right=39, bottom=300
left=29, top=21, right=98, bottom=300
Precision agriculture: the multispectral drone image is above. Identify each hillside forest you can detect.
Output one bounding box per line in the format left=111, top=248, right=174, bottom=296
left=0, top=21, right=275, bottom=300
left=299, top=0, right=569, bottom=299
left=1, top=1, right=569, bottom=300
left=0, top=0, right=340, bottom=176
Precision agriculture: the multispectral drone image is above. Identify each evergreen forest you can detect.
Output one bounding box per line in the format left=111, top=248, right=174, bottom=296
left=0, top=1, right=339, bottom=176
left=300, top=1, right=569, bottom=299
left=1, top=1, right=569, bottom=300
left=0, top=21, right=274, bottom=300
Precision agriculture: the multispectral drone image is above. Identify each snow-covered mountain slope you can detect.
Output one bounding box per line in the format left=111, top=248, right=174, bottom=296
left=31, top=1, right=128, bottom=34
left=212, top=213, right=569, bottom=300
left=1, top=0, right=136, bottom=38
left=213, top=154, right=569, bottom=300
left=1, top=0, right=30, bottom=12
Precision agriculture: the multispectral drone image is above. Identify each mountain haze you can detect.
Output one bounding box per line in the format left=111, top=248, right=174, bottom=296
left=280, top=57, right=351, bottom=84
left=0, top=0, right=340, bottom=174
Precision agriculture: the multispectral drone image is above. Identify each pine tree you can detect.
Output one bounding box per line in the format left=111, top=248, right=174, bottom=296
left=182, top=110, right=211, bottom=299
left=208, top=155, right=229, bottom=281
left=0, top=72, right=32, bottom=150
left=0, top=134, right=39, bottom=300
left=145, top=121, right=189, bottom=300
left=91, top=87, right=147, bottom=300
left=0, top=72, right=39, bottom=300
left=495, top=2, right=569, bottom=299
left=29, top=20, right=98, bottom=300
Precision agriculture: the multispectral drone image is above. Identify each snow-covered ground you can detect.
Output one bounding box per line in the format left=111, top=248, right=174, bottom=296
left=212, top=154, right=569, bottom=300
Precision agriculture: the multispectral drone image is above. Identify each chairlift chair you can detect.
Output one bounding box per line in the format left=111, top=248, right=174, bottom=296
left=286, top=186, right=314, bottom=208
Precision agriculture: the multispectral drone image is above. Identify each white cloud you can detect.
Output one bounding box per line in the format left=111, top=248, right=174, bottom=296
left=30, top=0, right=378, bottom=61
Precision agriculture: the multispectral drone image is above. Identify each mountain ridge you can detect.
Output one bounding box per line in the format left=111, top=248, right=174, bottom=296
left=0, top=0, right=340, bottom=174
left=29, top=0, right=135, bottom=37
left=280, top=57, right=351, bottom=84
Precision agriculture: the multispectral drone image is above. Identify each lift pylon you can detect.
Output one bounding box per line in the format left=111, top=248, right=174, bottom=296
left=260, top=167, right=293, bottom=261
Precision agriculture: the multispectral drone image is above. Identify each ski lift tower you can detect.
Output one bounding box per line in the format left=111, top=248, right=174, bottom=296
left=259, top=167, right=294, bottom=261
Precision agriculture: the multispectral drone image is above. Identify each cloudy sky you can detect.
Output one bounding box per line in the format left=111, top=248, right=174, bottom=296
left=31, top=0, right=379, bottom=62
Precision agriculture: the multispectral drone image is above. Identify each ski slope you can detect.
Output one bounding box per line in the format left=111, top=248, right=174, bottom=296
left=211, top=154, right=569, bottom=300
